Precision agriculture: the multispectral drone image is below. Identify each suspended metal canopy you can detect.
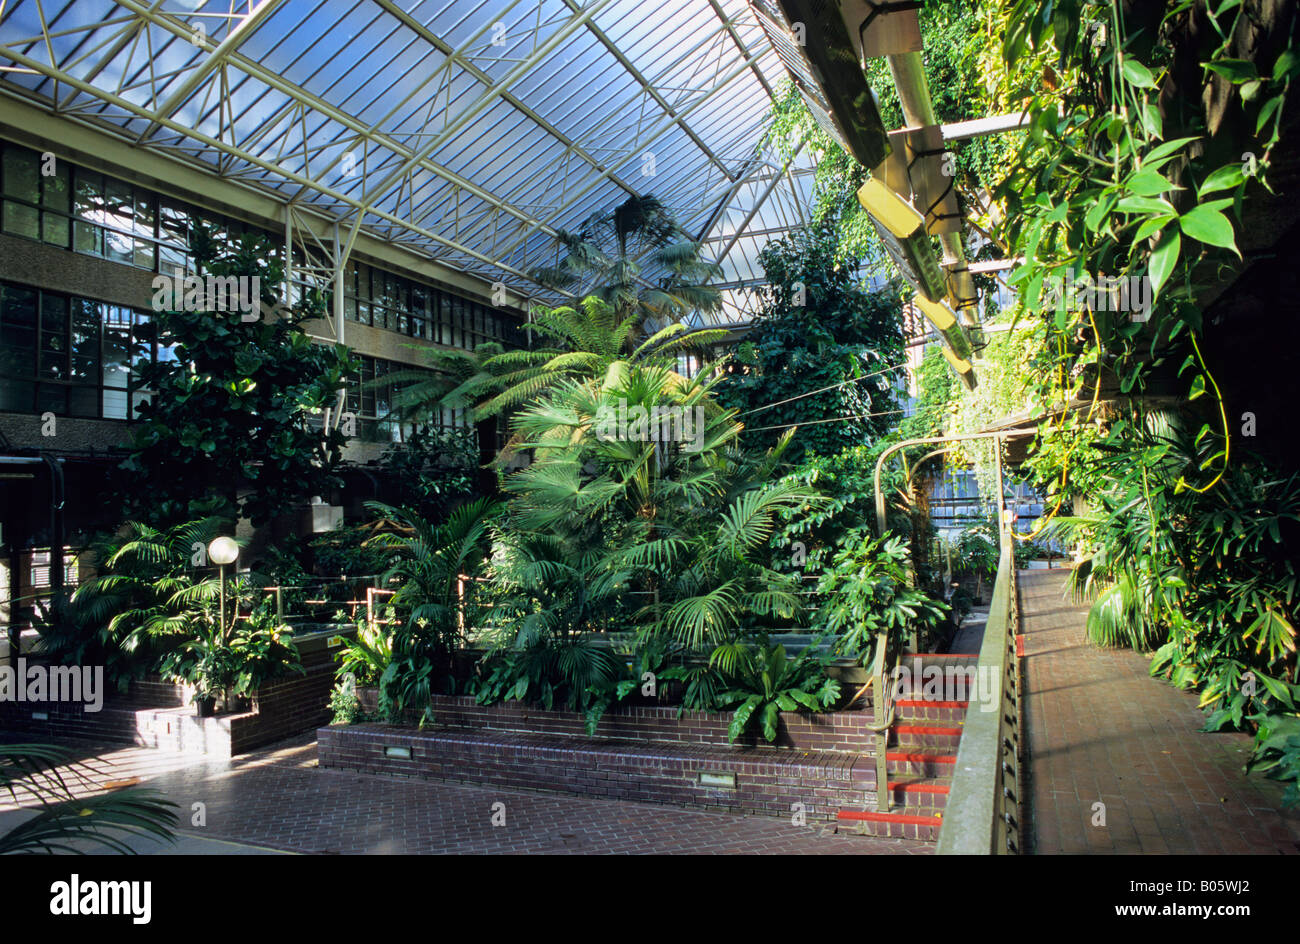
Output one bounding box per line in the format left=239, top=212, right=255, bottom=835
left=0, top=0, right=818, bottom=326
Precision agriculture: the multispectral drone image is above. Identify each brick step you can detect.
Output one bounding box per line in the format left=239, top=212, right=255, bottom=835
left=320, top=723, right=892, bottom=821
left=886, top=747, right=958, bottom=777
left=885, top=776, right=951, bottom=811
left=893, top=723, right=964, bottom=750
left=893, top=698, right=969, bottom=723
left=836, top=808, right=944, bottom=841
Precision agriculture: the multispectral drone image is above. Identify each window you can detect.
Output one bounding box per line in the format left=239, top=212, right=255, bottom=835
left=344, top=354, right=474, bottom=444
left=1, top=141, right=278, bottom=274
left=339, top=259, right=519, bottom=350
left=0, top=280, right=159, bottom=420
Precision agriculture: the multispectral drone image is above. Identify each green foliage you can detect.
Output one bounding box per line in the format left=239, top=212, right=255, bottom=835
left=363, top=499, right=499, bottom=719
left=814, top=534, right=949, bottom=662
left=332, top=620, right=392, bottom=689
left=900, top=345, right=961, bottom=442
left=328, top=679, right=363, bottom=725
left=470, top=638, right=622, bottom=719
left=530, top=193, right=721, bottom=329
left=309, top=524, right=392, bottom=584
left=472, top=296, right=727, bottom=420
left=711, top=642, right=841, bottom=743
left=377, top=425, right=481, bottom=520
left=953, top=521, right=1000, bottom=579
left=1051, top=420, right=1299, bottom=722
left=158, top=606, right=302, bottom=705
left=327, top=674, right=379, bottom=726
left=53, top=515, right=228, bottom=690
left=766, top=0, right=1014, bottom=263
left=121, top=225, right=355, bottom=526
left=484, top=353, right=814, bottom=653
left=0, top=744, right=178, bottom=854
left=470, top=314, right=824, bottom=712
left=1247, top=714, right=1300, bottom=808
left=713, top=223, right=906, bottom=462
left=988, top=0, right=1300, bottom=784
left=1154, top=462, right=1300, bottom=727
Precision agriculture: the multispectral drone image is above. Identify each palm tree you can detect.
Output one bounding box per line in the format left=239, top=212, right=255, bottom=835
left=377, top=342, right=507, bottom=428
left=489, top=362, right=817, bottom=652
left=531, top=194, right=724, bottom=330
left=361, top=497, right=499, bottom=714
left=372, top=297, right=730, bottom=461
left=0, top=744, right=177, bottom=854
left=50, top=516, right=228, bottom=684
left=474, top=296, right=729, bottom=419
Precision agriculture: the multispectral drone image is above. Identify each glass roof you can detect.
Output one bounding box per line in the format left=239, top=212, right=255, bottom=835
left=0, top=0, right=816, bottom=326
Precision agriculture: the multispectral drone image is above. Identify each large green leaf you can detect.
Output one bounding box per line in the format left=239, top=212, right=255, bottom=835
left=1148, top=228, right=1181, bottom=298
left=1178, top=205, right=1238, bottom=254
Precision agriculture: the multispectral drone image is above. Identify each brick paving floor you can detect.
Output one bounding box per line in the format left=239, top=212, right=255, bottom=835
left=1021, top=569, right=1300, bottom=854
left=0, top=735, right=930, bottom=855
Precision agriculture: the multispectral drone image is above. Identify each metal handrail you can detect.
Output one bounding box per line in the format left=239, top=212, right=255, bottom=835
left=935, top=541, right=1022, bottom=854
left=864, top=627, right=898, bottom=813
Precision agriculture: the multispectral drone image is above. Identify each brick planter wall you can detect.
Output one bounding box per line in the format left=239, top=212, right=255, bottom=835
left=227, top=659, right=337, bottom=754
left=0, top=675, right=186, bottom=743
left=319, top=693, right=905, bottom=821
left=355, top=691, right=880, bottom=753
left=0, top=630, right=346, bottom=756
left=318, top=722, right=877, bottom=822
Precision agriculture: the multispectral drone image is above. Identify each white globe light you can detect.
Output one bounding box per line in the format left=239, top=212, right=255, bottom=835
left=208, top=536, right=239, bottom=566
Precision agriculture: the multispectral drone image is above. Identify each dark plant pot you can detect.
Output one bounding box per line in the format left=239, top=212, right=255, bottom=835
left=195, top=696, right=216, bottom=718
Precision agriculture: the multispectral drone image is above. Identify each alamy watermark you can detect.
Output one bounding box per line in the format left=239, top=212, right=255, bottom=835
left=0, top=658, right=104, bottom=712
left=594, top=399, right=706, bottom=453
left=151, top=270, right=263, bottom=322
left=890, top=656, right=1000, bottom=713
left=50, top=874, right=151, bottom=924
left=1041, top=272, right=1152, bottom=322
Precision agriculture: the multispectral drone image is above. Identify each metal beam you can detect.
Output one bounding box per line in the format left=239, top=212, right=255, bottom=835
left=560, top=0, right=737, bottom=181
left=106, top=0, right=580, bottom=265
left=351, top=0, right=615, bottom=229
left=372, top=0, right=639, bottom=201
left=492, top=46, right=766, bottom=265
left=0, top=92, right=478, bottom=286
left=132, top=0, right=285, bottom=144
left=940, top=112, right=1029, bottom=142
left=0, top=55, right=548, bottom=289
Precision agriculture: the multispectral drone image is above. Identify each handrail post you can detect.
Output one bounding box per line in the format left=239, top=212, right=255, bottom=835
left=872, top=629, right=892, bottom=813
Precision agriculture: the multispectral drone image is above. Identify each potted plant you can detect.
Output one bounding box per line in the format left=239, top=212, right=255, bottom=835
left=160, top=605, right=302, bottom=717
left=160, top=632, right=239, bottom=717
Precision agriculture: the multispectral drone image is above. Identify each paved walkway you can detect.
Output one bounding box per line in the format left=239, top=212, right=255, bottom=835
left=1020, top=569, right=1300, bottom=854
left=0, top=736, right=929, bottom=855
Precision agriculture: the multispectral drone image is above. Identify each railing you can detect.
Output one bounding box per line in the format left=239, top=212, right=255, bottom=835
left=867, top=625, right=897, bottom=812
left=935, top=540, right=1023, bottom=854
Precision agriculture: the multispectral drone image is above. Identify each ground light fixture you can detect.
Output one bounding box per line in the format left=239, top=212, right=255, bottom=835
left=208, top=536, right=239, bottom=638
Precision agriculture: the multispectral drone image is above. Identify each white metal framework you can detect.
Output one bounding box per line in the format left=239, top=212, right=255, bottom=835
left=0, top=0, right=812, bottom=326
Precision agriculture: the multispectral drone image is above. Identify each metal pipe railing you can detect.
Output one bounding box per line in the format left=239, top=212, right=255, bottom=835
left=935, top=541, right=1022, bottom=854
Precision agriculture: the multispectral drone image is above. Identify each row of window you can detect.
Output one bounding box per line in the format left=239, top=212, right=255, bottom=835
left=344, top=354, right=474, bottom=444
left=1, top=141, right=264, bottom=275
left=0, top=282, right=171, bottom=419
left=0, top=140, right=524, bottom=351
left=341, top=260, right=524, bottom=350
left=0, top=281, right=465, bottom=445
